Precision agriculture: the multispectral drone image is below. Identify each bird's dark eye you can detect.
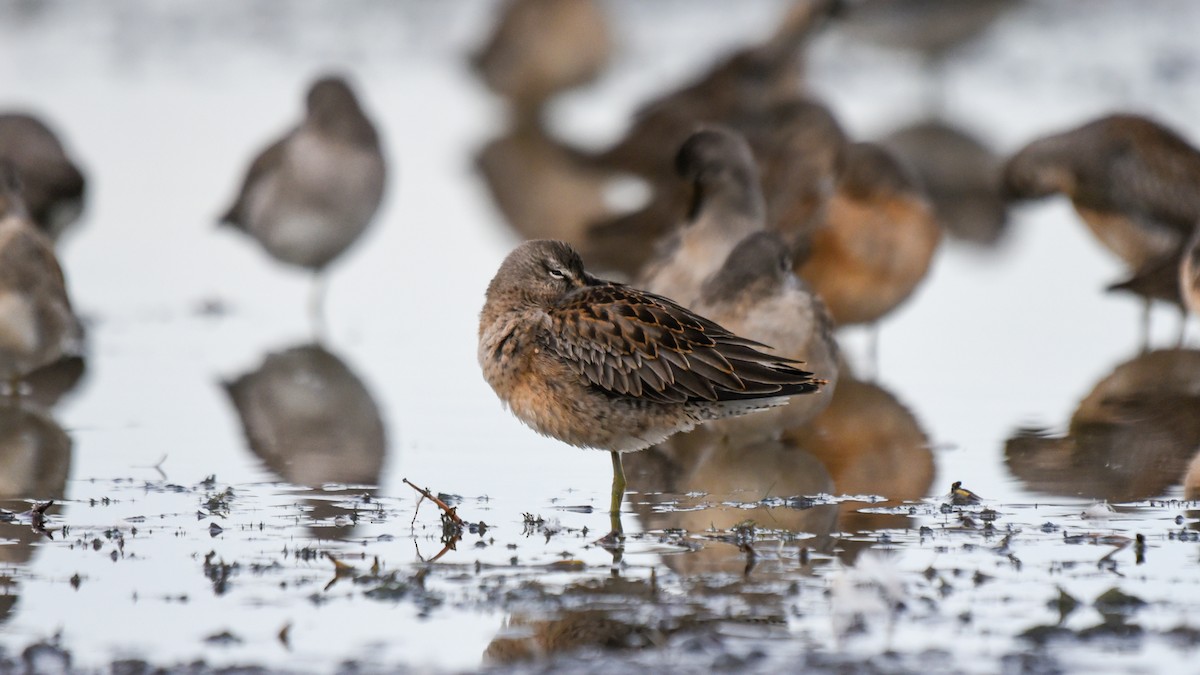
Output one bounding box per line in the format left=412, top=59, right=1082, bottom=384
left=548, top=268, right=566, bottom=280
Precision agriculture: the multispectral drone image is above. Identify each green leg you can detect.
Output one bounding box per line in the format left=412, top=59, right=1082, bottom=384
left=608, top=451, right=626, bottom=540
left=609, top=451, right=626, bottom=516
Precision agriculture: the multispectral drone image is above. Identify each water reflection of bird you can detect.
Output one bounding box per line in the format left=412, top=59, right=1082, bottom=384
left=1005, top=348, right=1200, bottom=502
left=485, top=577, right=663, bottom=665
left=0, top=161, right=83, bottom=393
left=220, top=75, right=387, bottom=317
left=470, top=0, right=612, bottom=120
left=795, top=142, right=941, bottom=328
left=1003, top=114, right=1200, bottom=316
left=693, top=231, right=840, bottom=437
left=0, top=400, right=71, bottom=627
left=0, top=402, right=72, bottom=563
left=784, top=374, right=933, bottom=538
left=485, top=576, right=775, bottom=666
left=486, top=609, right=659, bottom=665
left=223, top=343, right=386, bottom=535
left=479, top=240, right=822, bottom=534
left=0, top=113, right=86, bottom=241
left=882, top=119, right=1009, bottom=248
left=625, top=428, right=839, bottom=575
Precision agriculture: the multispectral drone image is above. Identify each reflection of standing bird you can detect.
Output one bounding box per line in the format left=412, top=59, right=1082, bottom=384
left=479, top=240, right=822, bottom=530
left=220, top=76, right=387, bottom=315
left=1005, top=348, right=1200, bottom=502
left=224, top=344, right=386, bottom=537
left=694, top=231, right=840, bottom=436
left=0, top=113, right=86, bottom=241
left=224, top=344, right=386, bottom=490
left=1003, top=114, right=1200, bottom=313
left=785, top=374, right=933, bottom=538
left=625, top=428, right=839, bottom=576
left=0, top=162, right=83, bottom=392
left=0, top=402, right=72, bottom=563
left=796, top=142, right=941, bottom=327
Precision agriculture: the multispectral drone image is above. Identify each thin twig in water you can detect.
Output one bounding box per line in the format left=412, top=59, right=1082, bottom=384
left=403, top=478, right=464, bottom=526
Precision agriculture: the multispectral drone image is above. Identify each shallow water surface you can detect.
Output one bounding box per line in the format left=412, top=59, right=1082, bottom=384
left=1, top=1, right=1200, bottom=672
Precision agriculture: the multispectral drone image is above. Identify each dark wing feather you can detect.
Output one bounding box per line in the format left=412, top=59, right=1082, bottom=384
left=220, top=131, right=292, bottom=227
left=1083, top=116, right=1200, bottom=232
left=547, top=281, right=819, bottom=404
left=1105, top=246, right=1185, bottom=305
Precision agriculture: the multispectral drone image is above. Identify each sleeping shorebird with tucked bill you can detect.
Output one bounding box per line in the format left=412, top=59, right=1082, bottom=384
left=478, top=239, right=822, bottom=536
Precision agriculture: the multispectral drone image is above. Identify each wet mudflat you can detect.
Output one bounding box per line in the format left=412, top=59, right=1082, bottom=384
left=2, top=1, right=1200, bottom=672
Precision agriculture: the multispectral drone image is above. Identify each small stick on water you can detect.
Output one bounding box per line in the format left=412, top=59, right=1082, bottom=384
left=403, top=478, right=464, bottom=526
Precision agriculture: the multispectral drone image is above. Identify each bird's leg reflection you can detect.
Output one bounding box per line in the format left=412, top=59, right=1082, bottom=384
left=309, top=275, right=329, bottom=342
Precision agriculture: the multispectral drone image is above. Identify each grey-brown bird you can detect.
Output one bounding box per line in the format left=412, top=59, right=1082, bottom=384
left=639, top=127, right=767, bottom=307
left=478, top=239, right=822, bottom=533
left=220, top=75, right=387, bottom=317
left=0, top=161, right=82, bottom=394
left=693, top=231, right=840, bottom=437
left=1003, top=113, right=1200, bottom=313
left=882, top=119, right=1009, bottom=247
left=0, top=113, right=86, bottom=241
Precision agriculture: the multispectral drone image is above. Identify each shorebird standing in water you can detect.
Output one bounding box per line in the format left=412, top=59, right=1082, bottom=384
left=1003, top=113, right=1200, bottom=338
left=220, top=75, right=387, bottom=328
left=478, top=239, right=822, bottom=537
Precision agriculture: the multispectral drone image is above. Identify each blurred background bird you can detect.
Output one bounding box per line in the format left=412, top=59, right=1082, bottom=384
left=0, top=112, right=86, bottom=242
left=0, top=161, right=83, bottom=397
left=1003, top=113, right=1200, bottom=335
left=220, top=75, right=387, bottom=325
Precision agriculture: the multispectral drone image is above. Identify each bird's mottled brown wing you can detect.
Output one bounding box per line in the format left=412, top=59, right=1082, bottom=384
left=1058, top=116, right=1200, bottom=232
left=546, top=282, right=818, bottom=403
